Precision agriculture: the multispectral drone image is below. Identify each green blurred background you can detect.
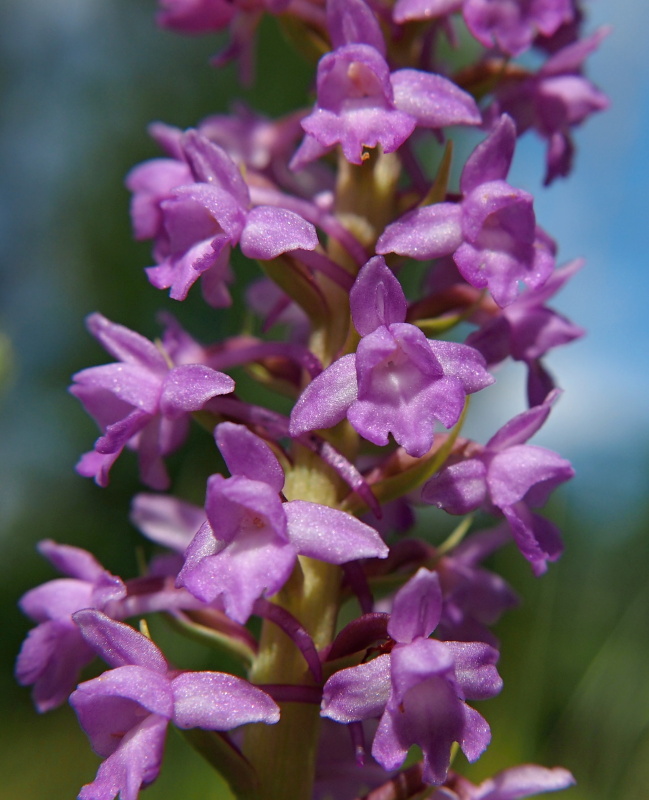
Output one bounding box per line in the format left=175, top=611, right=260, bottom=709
left=1, top=1, right=647, bottom=798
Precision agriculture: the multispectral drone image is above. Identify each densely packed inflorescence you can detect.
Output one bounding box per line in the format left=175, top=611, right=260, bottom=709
left=17, top=1, right=608, bottom=798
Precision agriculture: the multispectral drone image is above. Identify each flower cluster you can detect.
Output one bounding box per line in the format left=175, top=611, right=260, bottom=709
left=17, top=1, right=607, bottom=799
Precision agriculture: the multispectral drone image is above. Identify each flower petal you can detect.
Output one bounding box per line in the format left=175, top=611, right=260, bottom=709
left=388, top=568, right=442, bottom=643
left=285, top=501, right=388, bottom=563
left=215, top=422, right=285, bottom=492
left=73, top=610, right=169, bottom=674
left=460, top=115, right=516, bottom=195
left=172, top=671, right=279, bottom=729
left=391, top=70, right=481, bottom=128
left=321, top=654, right=392, bottom=722
left=422, top=459, right=488, bottom=515
left=240, top=206, right=318, bottom=259
left=159, top=364, right=234, bottom=418
left=350, top=256, right=407, bottom=336
left=377, top=203, right=463, bottom=261
left=289, top=353, right=358, bottom=436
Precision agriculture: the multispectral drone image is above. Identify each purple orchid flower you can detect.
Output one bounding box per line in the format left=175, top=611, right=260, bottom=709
left=393, top=0, right=574, bottom=57
left=291, top=0, right=481, bottom=168
left=71, top=313, right=235, bottom=489
left=194, top=103, right=335, bottom=199
left=70, top=610, right=279, bottom=800
left=377, top=115, right=556, bottom=308
left=466, top=258, right=585, bottom=405
left=321, top=568, right=502, bottom=785
left=156, top=0, right=240, bottom=34
left=291, top=44, right=481, bottom=167
left=436, top=526, right=519, bottom=645
left=439, top=763, right=575, bottom=799
left=289, top=256, right=493, bottom=456
left=16, top=540, right=126, bottom=712
left=127, top=129, right=318, bottom=305
left=462, top=0, right=574, bottom=57
left=177, top=422, right=389, bottom=623
left=490, top=27, right=609, bottom=184
left=422, top=391, right=574, bottom=574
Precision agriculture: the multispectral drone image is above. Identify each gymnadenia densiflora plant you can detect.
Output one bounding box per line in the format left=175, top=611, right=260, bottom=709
left=16, top=1, right=608, bottom=798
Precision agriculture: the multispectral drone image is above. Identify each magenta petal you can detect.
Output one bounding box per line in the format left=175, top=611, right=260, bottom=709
left=171, top=672, right=279, bottom=729
left=20, top=579, right=94, bottom=622
left=460, top=115, right=516, bottom=195
left=428, top=340, right=494, bottom=394
left=442, top=641, right=502, bottom=700
left=205, top=540, right=296, bottom=624
left=204, top=474, right=288, bottom=544
left=74, top=610, right=169, bottom=674
left=73, top=363, right=161, bottom=414
left=289, top=133, right=331, bottom=171
left=454, top=242, right=530, bottom=308
left=321, top=654, right=392, bottom=722
left=16, top=620, right=95, bottom=712
left=422, top=460, right=488, bottom=515
left=305, top=105, right=416, bottom=164
left=388, top=568, right=442, bottom=643
left=389, top=638, right=455, bottom=699
left=130, top=493, right=205, bottom=553
left=393, top=0, right=463, bottom=23
left=126, top=158, right=192, bottom=241
left=503, top=304, right=584, bottom=363
left=166, top=184, right=245, bottom=246
left=350, top=256, right=407, bottom=336
left=159, top=364, right=234, bottom=418
left=72, top=667, right=173, bottom=753
left=461, top=181, right=535, bottom=245
left=37, top=540, right=113, bottom=584
left=487, top=445, right=573, bottom=508
left=146, top=251, right=196, bottom=299
left=327, top=0, right=386, bottom=54
left=476, top=764, right=575, bottom=799
left=289, top=353, right=358, bottom=436
left=240, top=206, right=318, bottom=259
left=77, top=713, right=168, bottom=800
left=76, top=449, right=121, bottom=488
left=386, top=665, right=461, bottom=783
left=284, top=500, right=388, bottom=563
left=391, top=70, right=482, bottom=128
left=157, top=0, right=235, bottom=34
left=215, top=421, right=285, bottom=493
left=181, top=130, right=249, bottom=206
left=95, top=408, right=152, bottom=456
left=371, top=708, right=410, bottom=772
left=458, top=702, right=491, bottom=762
left=175, top=521, right=221, bottom=599
left=85, top=313, right=167, bottom=371
left=501, top=504, right=563, bottom=575
left=376, top=203, right=463, bottom=260
left=486, top=391, right=559, bottom=450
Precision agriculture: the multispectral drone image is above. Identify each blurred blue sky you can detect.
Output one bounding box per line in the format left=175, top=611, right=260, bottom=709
left=0, top=0, right=647, bottom=537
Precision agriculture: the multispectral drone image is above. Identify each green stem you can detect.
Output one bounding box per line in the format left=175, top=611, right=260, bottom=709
left=241, top=449, right=343, bottom=800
